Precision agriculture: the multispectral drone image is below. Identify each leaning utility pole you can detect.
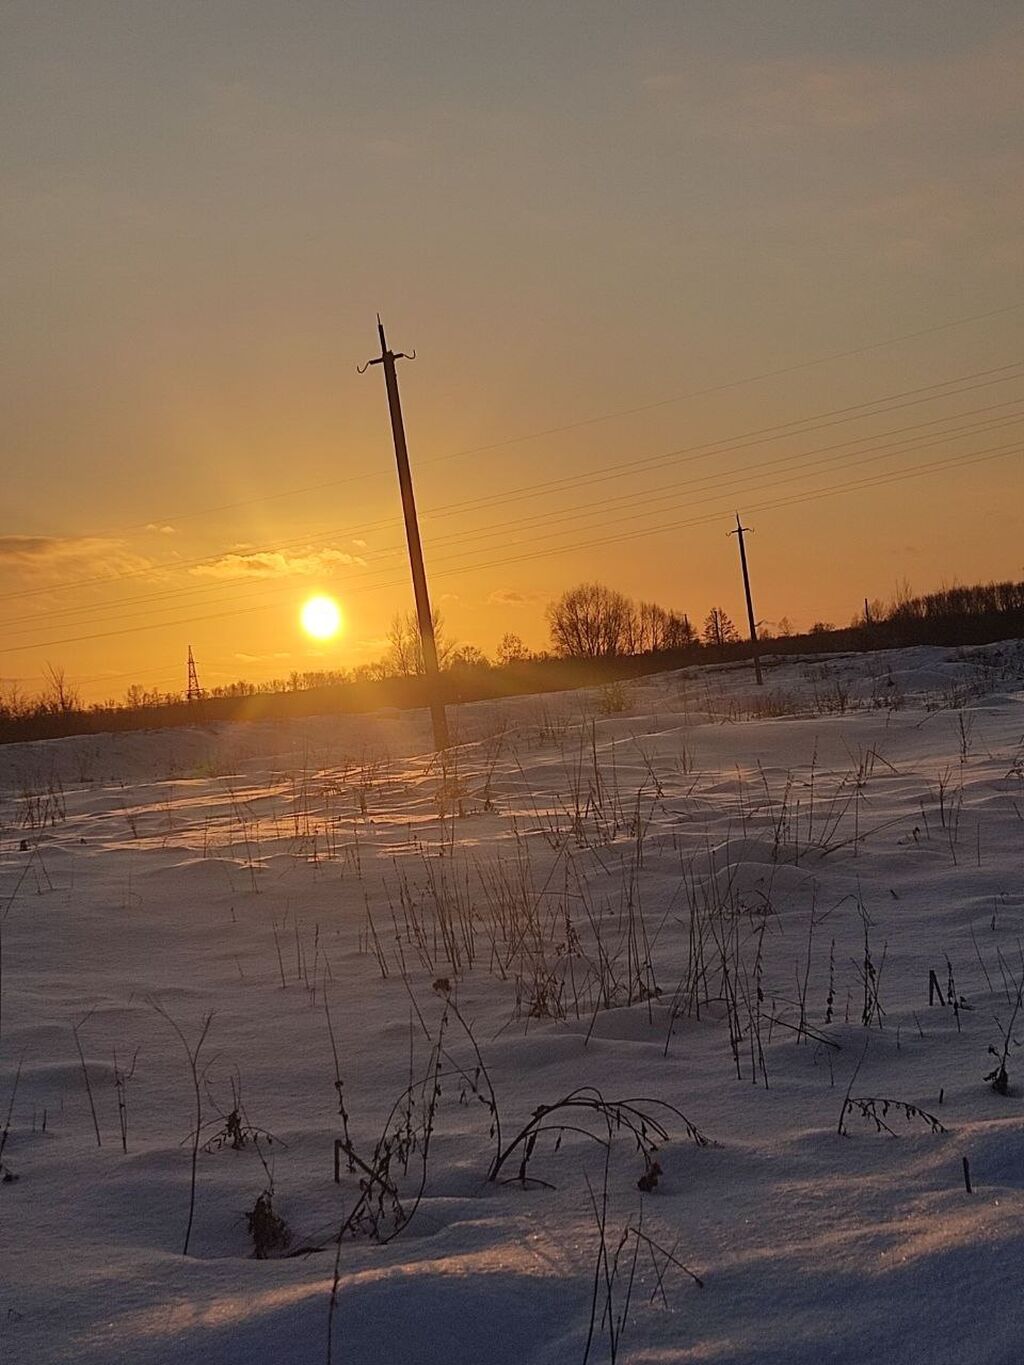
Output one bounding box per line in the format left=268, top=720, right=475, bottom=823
left=364, top=318, right=450, bottom=751
left=728, top=513, right=763, bottom=686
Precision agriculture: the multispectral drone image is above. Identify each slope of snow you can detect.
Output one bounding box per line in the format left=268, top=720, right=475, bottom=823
left=2, top=642, right=1023, bottom=1364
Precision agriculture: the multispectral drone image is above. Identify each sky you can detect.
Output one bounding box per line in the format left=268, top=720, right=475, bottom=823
left=1, top=0, right=1022, bottom=701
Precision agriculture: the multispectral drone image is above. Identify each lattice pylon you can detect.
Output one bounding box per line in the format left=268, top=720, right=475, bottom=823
left=186, top=645, right=204, bottom=703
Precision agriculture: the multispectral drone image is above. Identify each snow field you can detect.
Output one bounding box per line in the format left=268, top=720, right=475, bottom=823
left=2, top=641, right=1023, bottom=1364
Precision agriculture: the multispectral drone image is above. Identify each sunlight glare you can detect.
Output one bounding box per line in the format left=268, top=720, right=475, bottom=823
left=300, top=594, right=343, bottom=641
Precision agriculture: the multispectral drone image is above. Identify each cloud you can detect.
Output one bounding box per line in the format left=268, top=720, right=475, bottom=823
left=190, top=547, right=366, bottom=580
left=0, top=536, right=68, bottom=561
left=352, top=538, right=368, bottom=549
left=145, top=523, right=177, bottom=535
left=487, top=588, right=545, bottom=607
left=0, top=535, right=152, bottom=578
left=847, top=170, right=1024, bottom=272
left=234, top=651, right=292, bottom=663
left=641, top=28, right=1024, bottom=138
left=638, top=28, right=1024, bottom=273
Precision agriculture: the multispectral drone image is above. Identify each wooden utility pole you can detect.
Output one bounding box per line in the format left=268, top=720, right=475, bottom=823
left=365, top=318, right=450, bottom=751
left=728, top=513, right=763, bottom=686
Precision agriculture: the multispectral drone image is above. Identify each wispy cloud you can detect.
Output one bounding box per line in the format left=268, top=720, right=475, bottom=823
left=487, top=587, right=545, bottom=607
left=190, top=547, right=366, bottom=581
left=146, top=523, right=177, bottom=535
left=0, top=535, right=151, bottom=578
left=638, top=26, right=1024, bottom=272
left=640, top=28, right=1023, bottom=137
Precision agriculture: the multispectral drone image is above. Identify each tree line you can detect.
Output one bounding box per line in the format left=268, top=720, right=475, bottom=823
left=1, top=576, right=1022, bottom=742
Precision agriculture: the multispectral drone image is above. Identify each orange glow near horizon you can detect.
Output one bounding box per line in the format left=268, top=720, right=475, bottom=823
left=2, top=6, right=1021, bottom=703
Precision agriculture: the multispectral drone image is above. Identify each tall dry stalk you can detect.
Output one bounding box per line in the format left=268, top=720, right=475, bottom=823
left=151, top=1000, right=214, bottom=1255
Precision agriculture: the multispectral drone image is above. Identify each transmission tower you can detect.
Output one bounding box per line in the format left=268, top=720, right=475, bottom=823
left=362, top=317, right=450, bottom=751
left=186, top=645, right=204, bottom=703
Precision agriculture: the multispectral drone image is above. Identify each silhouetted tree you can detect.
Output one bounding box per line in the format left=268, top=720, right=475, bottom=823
left=547, top=583, right=637, bottom=658
left=210, top=679, right=258, bottom=698
left=548, top=584, right=696, bottom=659
left=702, top=608, right=738, bottom=648
left=665, top=611, right=697, bottom=649
left=384, top=609, right=453, bottom=676
left=123, top=683, right=175, bottom=708
left=286, top=669, right=349, bottom=691
left=635, top=602, right=696, bottom=652
left=446, top=644, right=489, bottom=671
left=42, top=663, right=80, bottom=715
left=881, top=579, right=1024, bottom=624
left=496, top=632, right=529, bottom=666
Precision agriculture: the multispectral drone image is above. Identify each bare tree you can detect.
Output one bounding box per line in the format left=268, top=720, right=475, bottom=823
left=383, top=609, right=453, bottom=677
left=0, top=681, right=29, bottom=721
left=634, top=602, right=695, bottom=651
left=663, top=610, right=697, bottom=649
left=702, top=608, right=739, bottom=648
left=496, top=632, right=529, bottom=666
left=547, top=583, right=637, bottom=659
left=548, top=585, right=696, bottom=659
left=42, top=664, right=80, bottom=716
left=635, top=601, right=669, bottom=653
left=446, top=644, right=489, bottom=671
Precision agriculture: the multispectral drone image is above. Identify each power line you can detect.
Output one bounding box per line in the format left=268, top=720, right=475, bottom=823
left=399, top=364, right=1024, bottom=527
left=0, top=441, right=1015, bottom=657
left=1, top=360, right=1019, bottom=611
left=425, top=445, right=1020, bottom=580
left=1, top=402, right=1019, bottom=643
left=0, top=399, right=1019, bottom=647
left=84, top=297, right=1024, bottom=536
left=413, top=302, right=1024, bottom=464
left=377, top=408, right=1024, bottom=564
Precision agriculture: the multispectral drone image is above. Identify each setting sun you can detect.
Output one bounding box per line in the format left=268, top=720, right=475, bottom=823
left=300, top=594, right=343, bottom=641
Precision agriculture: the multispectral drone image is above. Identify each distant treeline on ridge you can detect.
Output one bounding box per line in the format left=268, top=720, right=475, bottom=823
left=1, top=577, right=1022, bottom=745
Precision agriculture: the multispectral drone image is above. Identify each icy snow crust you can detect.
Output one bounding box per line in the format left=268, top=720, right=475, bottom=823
left=2, top=642, right=1023, bottom=1364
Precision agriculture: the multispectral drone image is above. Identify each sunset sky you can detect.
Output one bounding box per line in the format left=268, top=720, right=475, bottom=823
left=2, top=1, right=1022, bottom=701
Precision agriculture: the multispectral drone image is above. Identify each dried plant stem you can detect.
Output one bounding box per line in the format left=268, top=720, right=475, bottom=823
left=151, top=1000, right=214, bottom=1256
left=72, top=1010, right=102, bottom=1147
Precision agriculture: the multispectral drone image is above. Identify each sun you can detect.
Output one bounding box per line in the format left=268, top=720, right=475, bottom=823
left=300, top=594, right=343, bottom=641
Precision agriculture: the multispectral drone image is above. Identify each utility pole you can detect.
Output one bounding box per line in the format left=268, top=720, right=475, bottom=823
left=364, top=318, right=450, bottom=751
left=728, top=513, right=763, bottom=686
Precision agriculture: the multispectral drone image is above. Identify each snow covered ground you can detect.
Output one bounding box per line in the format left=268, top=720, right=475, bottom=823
left=2, top=641, right=1023, bottom=1365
